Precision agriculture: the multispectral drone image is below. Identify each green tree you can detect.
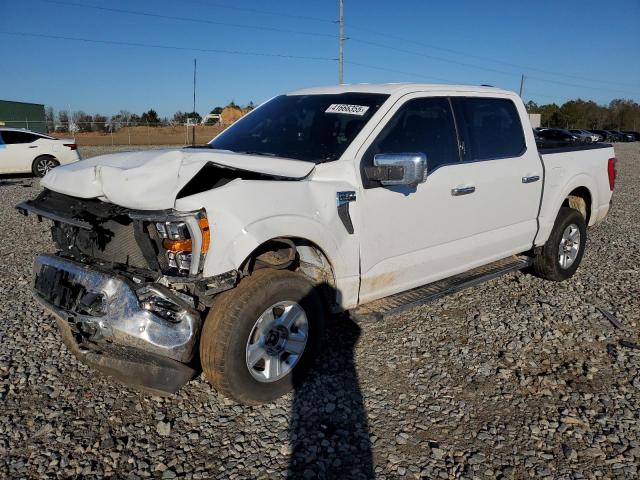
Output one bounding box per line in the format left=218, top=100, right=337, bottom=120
left=607, top=99, right=640, bottom=130
left=72, top=111, right=93, bottom=133
left=45, top=106, right=55, bottom=132
left=92, top=114, right=107, bottom=132
left=57, top=110, right=69, bottom=132
left=187, top=111, right=202, bottom=124
left=173, top=111, right=188, bottom=124
left=140, top=109, right=160, bottom=125
left=538, top=103, right=561, bottom=127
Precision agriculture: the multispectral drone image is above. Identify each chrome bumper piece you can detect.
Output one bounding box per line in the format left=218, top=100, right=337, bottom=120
left=33, top=254, right=201, bottom=365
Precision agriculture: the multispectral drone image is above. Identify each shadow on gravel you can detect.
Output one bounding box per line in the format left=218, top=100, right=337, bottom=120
left=0, top=173, right=34, bottom=187
left=287, top=300, right=374, bottom=480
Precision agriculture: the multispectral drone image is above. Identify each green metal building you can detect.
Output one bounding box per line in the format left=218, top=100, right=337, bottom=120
left=0, top=100, right=47, bottom=134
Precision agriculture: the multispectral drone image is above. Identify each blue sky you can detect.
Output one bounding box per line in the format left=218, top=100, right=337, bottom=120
left=1, top=0, right=638, bottom=117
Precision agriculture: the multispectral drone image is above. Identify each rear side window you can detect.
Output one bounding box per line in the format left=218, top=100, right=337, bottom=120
left=0, top=131, right=38, bottom=144
left=362, top=97, right=459, bottom=186
left=453, top=98, right=525, bottom=161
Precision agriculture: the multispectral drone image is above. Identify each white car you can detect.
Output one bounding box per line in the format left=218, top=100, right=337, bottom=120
left=20, top=84, right=616, bottom=404
left=0, top=128, right=80, bottom=176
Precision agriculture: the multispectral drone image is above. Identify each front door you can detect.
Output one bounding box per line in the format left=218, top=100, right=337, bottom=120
left=356, top=94, right=542, bottom=304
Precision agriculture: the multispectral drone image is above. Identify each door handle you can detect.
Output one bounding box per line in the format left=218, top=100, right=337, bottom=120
left=451, top=185, right=476, bottom=196
left=522, top=175, right=540, bottom=184
left=29, top=145, right=38, bottom=148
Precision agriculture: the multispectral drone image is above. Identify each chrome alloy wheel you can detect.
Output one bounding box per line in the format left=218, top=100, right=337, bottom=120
left=36, top=158, right=58, bottom=176
left=245, top=301, right=309, bottom=383
left=558, top=224, right=581, bottom=269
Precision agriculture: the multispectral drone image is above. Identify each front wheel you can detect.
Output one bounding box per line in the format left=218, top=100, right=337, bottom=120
left=532, top=207, right=587, bottom=281
left=200, top=269, right=325, bottom=405
left=32, top=155, right=59, bottom=177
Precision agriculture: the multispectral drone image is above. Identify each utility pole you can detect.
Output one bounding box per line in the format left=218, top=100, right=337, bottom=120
left=192, top=58, right=197, bottom=147
left=339, top=0, right=344, bottom=84
left=519, top=74, right=526, bottom=98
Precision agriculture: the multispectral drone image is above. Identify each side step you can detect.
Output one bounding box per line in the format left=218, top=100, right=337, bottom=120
left=353, top=255, right=532, bottom=321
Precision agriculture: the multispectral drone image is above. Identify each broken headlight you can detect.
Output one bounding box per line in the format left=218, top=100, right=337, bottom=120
left=130, top=210, right=210, bottom=277
left=155, top=216, right=210, bottom=276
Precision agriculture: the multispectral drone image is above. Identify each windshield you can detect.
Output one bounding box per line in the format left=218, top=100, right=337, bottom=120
left=208, top=93, right=389, bottom=163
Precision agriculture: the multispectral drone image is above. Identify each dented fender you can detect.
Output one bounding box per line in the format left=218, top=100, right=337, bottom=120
left=174, top=162, right=362, bottom=307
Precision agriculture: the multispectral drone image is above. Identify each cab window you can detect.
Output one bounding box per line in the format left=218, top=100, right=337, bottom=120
left=362, top=97, right=459, bottom=188
left=452, top=97, right=525, bottom=161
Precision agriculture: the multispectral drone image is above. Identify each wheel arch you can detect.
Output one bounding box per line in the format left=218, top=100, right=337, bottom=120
left=552, top=174, right=598, bottom=226
left=535, top=173, right=598, bottom=247
left=563, top=185, right=592, bottom=224
left=239, top=236, right=337, bottom=293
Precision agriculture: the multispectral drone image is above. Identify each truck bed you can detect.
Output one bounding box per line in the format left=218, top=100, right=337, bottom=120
left=537, top=142, right=613, bottom=154
left=535, top=142, right=615, bottom=247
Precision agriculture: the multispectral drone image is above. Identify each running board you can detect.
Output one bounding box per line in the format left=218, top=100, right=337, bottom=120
left=353, top=255, right=532, bottom=321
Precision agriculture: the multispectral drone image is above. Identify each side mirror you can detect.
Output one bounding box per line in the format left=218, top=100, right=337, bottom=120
left=367, top=153, right=427, bottom=187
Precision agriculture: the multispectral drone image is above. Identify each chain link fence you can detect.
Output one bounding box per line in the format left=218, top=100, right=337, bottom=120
left=0, top=120, right=226, bottom=146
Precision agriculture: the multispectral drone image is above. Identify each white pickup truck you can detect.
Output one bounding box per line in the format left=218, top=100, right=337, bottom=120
left=18, top=84, right=617, bottom=404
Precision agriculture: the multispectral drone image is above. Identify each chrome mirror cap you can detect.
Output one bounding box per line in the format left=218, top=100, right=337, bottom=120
left=373, top=152, right=427, bottom=187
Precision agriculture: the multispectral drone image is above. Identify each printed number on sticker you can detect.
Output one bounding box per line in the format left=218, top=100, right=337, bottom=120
left=325, top=104, right=370, bottom=116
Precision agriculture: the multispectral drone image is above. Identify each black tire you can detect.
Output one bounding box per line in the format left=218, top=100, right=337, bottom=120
left=200, top=269, right=326, bottom=405
left=32, top=155, right=59, bottom=177
left=532, top=207, right=587, bottom=281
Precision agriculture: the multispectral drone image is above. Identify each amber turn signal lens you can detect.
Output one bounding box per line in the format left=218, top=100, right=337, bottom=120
left=199, top=217, right=210, bottom=253
left=162, top=238, right=193, bottom=252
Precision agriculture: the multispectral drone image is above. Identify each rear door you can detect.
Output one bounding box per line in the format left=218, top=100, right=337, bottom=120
left=0, top=131, right=40, bottom=173
left=449, top=95, right=542, bottom=259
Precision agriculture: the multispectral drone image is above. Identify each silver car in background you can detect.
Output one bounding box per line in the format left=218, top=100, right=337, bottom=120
left=569, top=129, right=600, bottom=143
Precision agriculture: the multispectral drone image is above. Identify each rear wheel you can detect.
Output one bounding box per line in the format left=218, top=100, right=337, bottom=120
left=532, top=207, right=587, bottom=281
left=32, top=155, right=59, bottom=177
left=200, top=269, right=325, bottom=405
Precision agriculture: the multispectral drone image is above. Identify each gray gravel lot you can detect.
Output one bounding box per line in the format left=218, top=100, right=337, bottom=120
left=1, top=144, right=639, bottom=479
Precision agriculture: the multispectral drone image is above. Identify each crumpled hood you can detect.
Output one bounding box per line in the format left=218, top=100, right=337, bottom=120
left=41, top=148, right=315, bottom=210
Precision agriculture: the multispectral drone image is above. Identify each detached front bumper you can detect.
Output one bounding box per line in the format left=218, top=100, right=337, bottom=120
left=32, top=254, right=202, bottom=394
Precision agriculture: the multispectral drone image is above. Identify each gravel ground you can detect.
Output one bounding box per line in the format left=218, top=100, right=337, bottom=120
left=1, top=144, right=638, bottom=479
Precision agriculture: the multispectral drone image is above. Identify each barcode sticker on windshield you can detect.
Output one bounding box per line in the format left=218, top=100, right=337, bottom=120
left=325, top=104, right=370, bottom=116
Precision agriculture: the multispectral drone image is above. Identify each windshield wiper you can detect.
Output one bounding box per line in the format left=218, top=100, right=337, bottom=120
left=234, top=150, right=278, bottom=157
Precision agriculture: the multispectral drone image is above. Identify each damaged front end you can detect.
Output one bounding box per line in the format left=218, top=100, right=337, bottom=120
left=17, top=189, right=237, bottom=394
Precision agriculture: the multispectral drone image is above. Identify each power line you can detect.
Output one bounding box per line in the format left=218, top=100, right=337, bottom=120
left=345, top=60, right=469, bottom=84
left=349, top=38, right=523, bottom=79
left=40, top=0, right=336, bottom=39
left=176, top=0, right=639, bottom=89
left=0, top=31, right=337, bottom=61
left=152, top=0, right=629, bottom=94
left=0, top=30, right=607, bottom=106
left=345, top=24, right=639, bottom=89
left=38, top=0, right=639, bottom=93
left=347, top=61, right=577, bottom=104
left=348, top=37, right=638, bottom=96
left=167, top=0, right=334, bottom=24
